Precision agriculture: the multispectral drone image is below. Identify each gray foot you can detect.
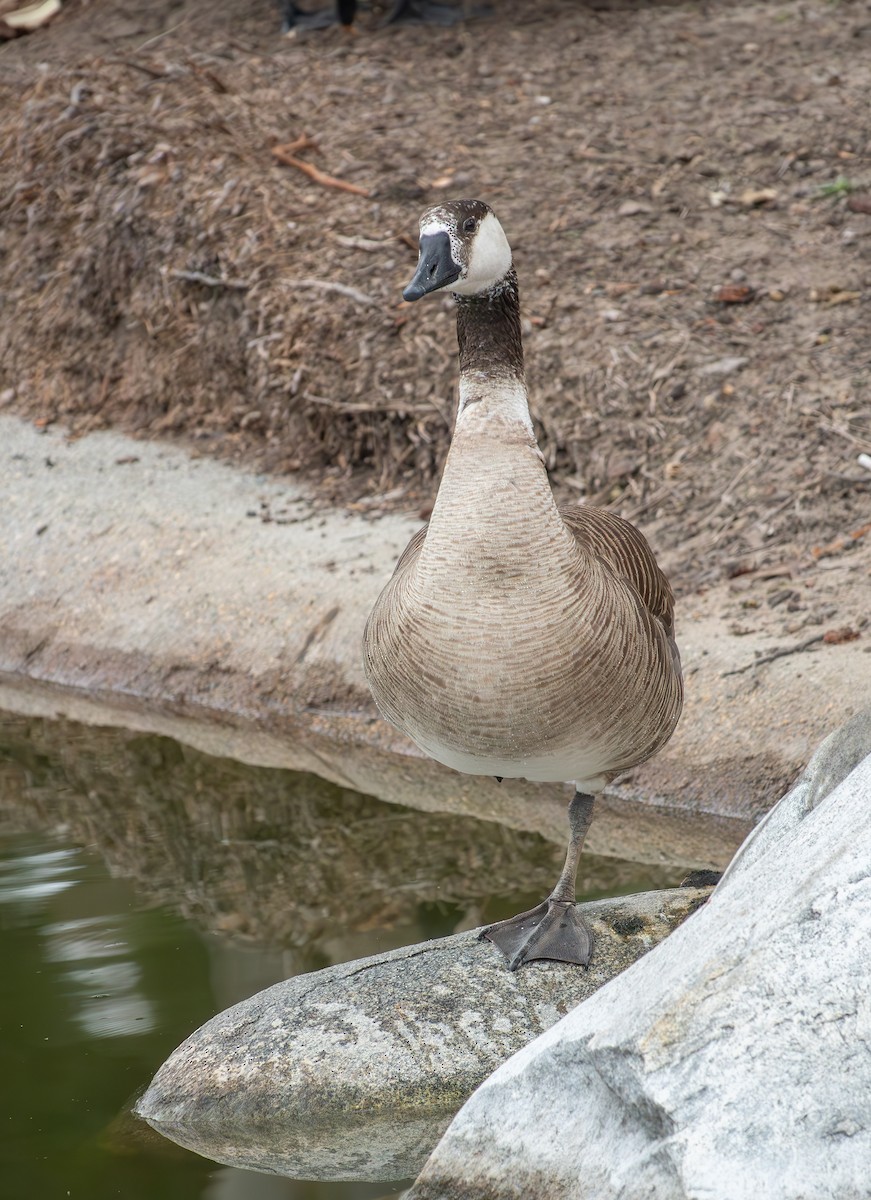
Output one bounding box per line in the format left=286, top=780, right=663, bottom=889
left=482, top=899, right=593, bottom=970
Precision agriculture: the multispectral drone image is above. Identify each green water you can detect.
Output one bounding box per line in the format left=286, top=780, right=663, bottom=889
left=0, top=710, right=679, bottom=1198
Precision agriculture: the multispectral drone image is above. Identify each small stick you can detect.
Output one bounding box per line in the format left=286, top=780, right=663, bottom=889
left=272, top=145, right=370, bottom=197
left=168, top=268, right=251, bottom=290
left=574, top=148, right=651, bottom=166
left=273, top=134, right=318, bottom=157
left=135, top=18, right=186, bottom=50
left=112, top=58, right=169, bottom=79
left=303, top=392, right=431, bottom=415
left=722, top=634, right=824, bottom=678
left=283, top=278, right=375, bottom=306
left=335, top=233, right=397, bottom=252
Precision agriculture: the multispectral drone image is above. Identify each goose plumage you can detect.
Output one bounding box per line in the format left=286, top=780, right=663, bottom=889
left=363, top=200, right=683, bottom=969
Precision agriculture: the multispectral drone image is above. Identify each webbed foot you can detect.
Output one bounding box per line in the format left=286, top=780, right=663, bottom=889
left=482, top=898, right=593, bottom=970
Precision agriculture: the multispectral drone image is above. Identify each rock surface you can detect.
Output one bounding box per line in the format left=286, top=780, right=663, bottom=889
left=2, top=416, right=870, bottom=869
left=136, top=887, right=709, bottom=1181
left=407, top=713, right=871, bottom=1200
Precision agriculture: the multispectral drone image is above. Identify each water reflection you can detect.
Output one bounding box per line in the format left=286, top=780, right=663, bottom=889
left=0, top=711, right=677, bottom=969
left=0, top=829, right=413, bottom=1200
left=0, top=846, right=79, bottom=904
left=204, top=1175, right=405, bottom=1200
left=0, top=708, right=680, bottom=1196
left=145, top=1096, right=455, bottom=1183
left=0, top=833, right=218, bottom=1200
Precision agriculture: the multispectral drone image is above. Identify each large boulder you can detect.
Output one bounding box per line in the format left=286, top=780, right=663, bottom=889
left=407, top=712, right=871, bottom=1200
left=136, top=887, right=707, bottom=1181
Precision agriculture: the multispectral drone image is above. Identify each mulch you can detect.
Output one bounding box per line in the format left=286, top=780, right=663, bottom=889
left=1, top=0, right=870, bottom=592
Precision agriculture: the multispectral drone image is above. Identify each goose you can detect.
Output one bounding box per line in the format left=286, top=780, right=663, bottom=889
left=363, top=200, right=683, bottom=970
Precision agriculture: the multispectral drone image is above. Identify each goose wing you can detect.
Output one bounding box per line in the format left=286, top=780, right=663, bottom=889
left=389, top=523, right=428, bottom=579
left=559, top=504, right=676, bottom=638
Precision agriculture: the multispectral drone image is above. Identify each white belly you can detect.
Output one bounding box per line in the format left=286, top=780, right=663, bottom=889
left=410, top=727, right=611, bottom=792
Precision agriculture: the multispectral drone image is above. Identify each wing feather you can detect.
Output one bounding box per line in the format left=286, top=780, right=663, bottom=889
left=390, top=523, right=428, bottom=579
left=559, top=504, right=676, bottom=638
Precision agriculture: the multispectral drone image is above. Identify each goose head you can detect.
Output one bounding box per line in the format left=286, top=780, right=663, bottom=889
left=403, top=199, right=513, bottom=302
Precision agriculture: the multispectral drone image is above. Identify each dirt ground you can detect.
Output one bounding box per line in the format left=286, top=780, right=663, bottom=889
left=1, top=0, right=870, bottom=596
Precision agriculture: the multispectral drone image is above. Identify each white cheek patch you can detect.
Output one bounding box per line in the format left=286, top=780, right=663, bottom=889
left=450, top=213, right=512, bottom=296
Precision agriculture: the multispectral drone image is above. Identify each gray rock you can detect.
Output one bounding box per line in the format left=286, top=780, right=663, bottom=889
left=408, top=714, right=871, bottom=1200
left=137, top=887, right=707, bottom=1181
left=719, top=707, right=871, bottom=886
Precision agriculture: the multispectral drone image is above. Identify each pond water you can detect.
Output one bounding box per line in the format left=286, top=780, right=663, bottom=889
left=0, top=708, right=680, bottom=1199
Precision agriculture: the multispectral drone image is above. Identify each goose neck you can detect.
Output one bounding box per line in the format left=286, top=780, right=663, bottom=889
left=455, top=267, right=524, bottom=386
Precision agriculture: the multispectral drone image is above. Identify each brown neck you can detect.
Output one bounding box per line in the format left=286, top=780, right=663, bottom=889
left=455, top=268, right=524, bottom=383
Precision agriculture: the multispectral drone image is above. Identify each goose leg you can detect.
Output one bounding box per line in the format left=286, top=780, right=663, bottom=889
left=482, top=791, right=595, bottom=970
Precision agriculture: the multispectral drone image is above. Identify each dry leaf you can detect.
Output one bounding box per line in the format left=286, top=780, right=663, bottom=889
left=822, top=627, right=860, bottom=645
left=739, top=187, right=778, bottom=207
left=714, top=285, right=756, bottom=304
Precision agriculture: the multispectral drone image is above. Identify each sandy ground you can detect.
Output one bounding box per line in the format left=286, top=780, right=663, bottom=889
left=1, top=413, right=869, bottom=871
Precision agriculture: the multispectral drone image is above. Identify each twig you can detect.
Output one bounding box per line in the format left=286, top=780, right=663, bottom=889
left=167, top=268, right=251, bottom=290
left=335, top=233, right=397, bottom=252
left=812, top=520, right=871, bottom=559
left=819, top=419, right=867, bottom=450
left=753, top=492, right=801, bottom=531
left=283, top=278, right=375, bottom=306
left=349, top=486, right=409, bottom=510
left=618, top=483, right=682, bottom=522
left=574, top=147, right=653, bottom=167
left=273, top=134, right=317, bottom=157
left=722, top=634, right=824, bottom=677
left=135, top=19, right=187, bottom=51
left=303, top=392, right=433, bottom=415
left=111, top=58, right=168, bottom=79
left=272, top=143, right=370, bottom=198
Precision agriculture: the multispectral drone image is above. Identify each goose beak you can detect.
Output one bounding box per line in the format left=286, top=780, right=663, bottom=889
left=403, top=232, right=461, bottom=301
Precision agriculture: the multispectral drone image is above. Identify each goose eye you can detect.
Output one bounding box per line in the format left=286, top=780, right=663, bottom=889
left=463, top=217, right=477, bottom=233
